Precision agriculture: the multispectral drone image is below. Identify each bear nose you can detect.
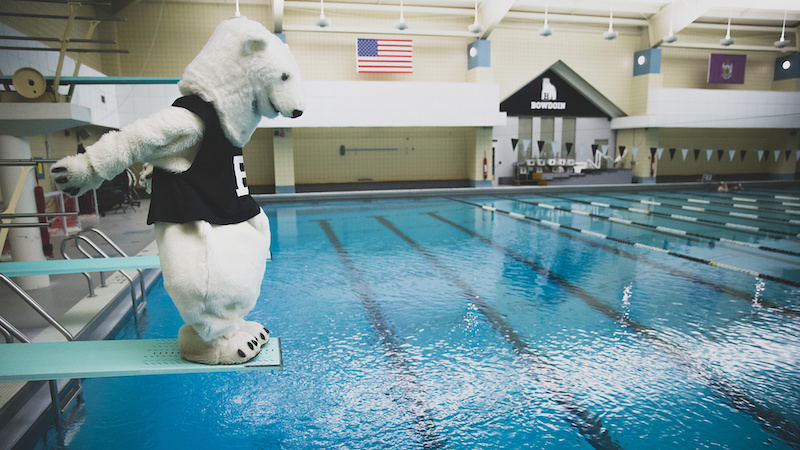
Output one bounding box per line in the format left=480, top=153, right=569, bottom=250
left=291, top=109, right=303, bottom=118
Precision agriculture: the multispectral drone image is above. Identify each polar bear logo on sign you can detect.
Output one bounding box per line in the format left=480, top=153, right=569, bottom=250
left=541, top=77, right=557, bottom=101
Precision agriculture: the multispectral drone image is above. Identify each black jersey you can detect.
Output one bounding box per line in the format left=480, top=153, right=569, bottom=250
left=146, top=95, right=261, bottom=225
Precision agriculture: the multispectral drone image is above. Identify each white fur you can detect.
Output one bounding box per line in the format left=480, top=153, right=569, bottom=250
left=50, top=17, right=305, bottom=364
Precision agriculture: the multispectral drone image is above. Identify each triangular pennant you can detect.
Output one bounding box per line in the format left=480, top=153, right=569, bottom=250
left=693, top=149, right=700, bottom=160
left=681, top=149, right=689, bottom=160
left=522, top=139, right=531, bottom=153
left=740, top=150, right=746, bottom=162
left=618, top=146, right=626, bottom=157
left=786, top=150, right=791, bottom=161
left=592, top=144, right=599, bottom=156
left=706, top=149, right=713, bottom=161
left=728, top=150, right=735, bottom=162
left=602, top=145, right=609, bottom=156
left=565, top=142, right=573, bottom=156
left=656, top=148, right=665, bottom=160
left=632, top=147, right=638, bottom=159
left=650, top=147, right=657, bottom=159
left=775, top=150, right=780, bottom=162
left=537, top=140, right=545, bottom=151
left=669, top=148, right=676, bottom=160
left=757, top=150, right=764, bottom=162
left=511, top=138, right=519, bottom=151
left=717, top=150, right=724, bottom=161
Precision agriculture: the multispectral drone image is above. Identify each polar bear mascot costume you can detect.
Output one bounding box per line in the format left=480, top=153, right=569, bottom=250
left=50, top=17, right=305, bottom=364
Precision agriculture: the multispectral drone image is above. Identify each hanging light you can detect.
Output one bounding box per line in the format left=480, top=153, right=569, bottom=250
left=395, top=0, right=409, bottom=30
left=539, top=4, right=553, bottom=37
left=468, top=0, right=483, bottom=34
left=720, top=13, right=734, bottom=46
left=774, top=10, right=789, bottom=48
left=234, top=0, right=241, bottom=17
left=663, top=1, right=677, bottom=43
left=603, top=7, right=618, bottom=40
left=315, top=0, right=331, bottom=27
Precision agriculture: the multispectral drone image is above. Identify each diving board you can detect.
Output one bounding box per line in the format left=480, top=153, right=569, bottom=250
left=0, top=255, right=160, bottom=277
left=0, top=338, right=282, bottom=382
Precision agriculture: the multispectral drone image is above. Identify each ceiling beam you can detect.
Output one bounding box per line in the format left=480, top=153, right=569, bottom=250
left=648, top=0, right=715, bottom=47
left=477, top=0, right=515, bottom=39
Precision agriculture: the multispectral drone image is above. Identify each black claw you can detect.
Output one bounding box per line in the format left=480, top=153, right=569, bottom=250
left=247, top=341, right=254, bottom=350
left=66, top=187, right=80, bottom=196
left=264, top=328, right=269, bottom=334
left=51, top=166, right=67, bottom=173
left=251, top=339, right=258, bottom=346
left=55, top=176, right=68, bottom=184
left=260, top=333, right=265, bottom=340
left=238, top=349, right=246, bottom=358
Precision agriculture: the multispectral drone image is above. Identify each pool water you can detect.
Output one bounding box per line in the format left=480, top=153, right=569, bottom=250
left=39, top=188, right=800, bottom=449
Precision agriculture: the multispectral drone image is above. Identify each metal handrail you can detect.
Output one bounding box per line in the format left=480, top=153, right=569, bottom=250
left=80, top=228, right=147, bottom=310
left=0, top=314, right=29, bottom=343
left=0, top=274, right=74, bottom=341
left=60, top=236, right=100, bottom=296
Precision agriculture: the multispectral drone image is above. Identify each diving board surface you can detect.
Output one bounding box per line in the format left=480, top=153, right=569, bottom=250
left=0, top=255, right=160, bottom=277
left=0, top=338, right=282, bottom=382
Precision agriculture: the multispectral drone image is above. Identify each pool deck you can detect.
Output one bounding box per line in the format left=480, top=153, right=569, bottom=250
left=0, top=178, right=798, bottom=449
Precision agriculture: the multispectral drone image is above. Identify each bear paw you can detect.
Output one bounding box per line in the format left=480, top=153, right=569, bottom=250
left=50, top=154, right=105, bottom=197
left=178, top=324, right=261, bottom=365
left=240, top=321, right=270, bottom=347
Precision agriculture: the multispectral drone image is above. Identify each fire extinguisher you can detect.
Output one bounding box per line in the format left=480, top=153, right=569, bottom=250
left=34, top=185, right=53, bottom=257
left=483, top=153, right=488, bottom=180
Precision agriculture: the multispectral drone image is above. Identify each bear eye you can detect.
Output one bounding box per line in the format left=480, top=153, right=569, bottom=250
left=281, top=73, right=289, bottom=81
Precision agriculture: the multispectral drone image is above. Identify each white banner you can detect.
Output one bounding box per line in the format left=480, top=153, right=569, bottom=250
left=632, top=147, right=638, bottom=159
left=681, top=148, right=688, bottom=160
left=706, top=149, right=713, bottom=161
left=728, top=150, right=736, bottom=162
left=757, top=150, right=764, bottom=162
left=656, top=148, right=664, bottom=160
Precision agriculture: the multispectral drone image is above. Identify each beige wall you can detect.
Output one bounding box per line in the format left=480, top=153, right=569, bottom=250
left=293, top=127, right=469, bottom=185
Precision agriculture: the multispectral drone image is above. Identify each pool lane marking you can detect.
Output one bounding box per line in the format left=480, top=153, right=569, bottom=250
left=601, top=193, right=799, bottom=228
left=494, top=196, right=800, bottom=259
left=543, top=194, right=799, bottom=240
left=316, top=219, right=447, bottom=449
left=684, top=190, right=800, bottom=208
left=372, top=215, right=623, bottom=450
left=427, top=209, right=800, bottom=445
left=638, top=192, right=800, bottom=218
left=473, top=199, right=800, bottom=289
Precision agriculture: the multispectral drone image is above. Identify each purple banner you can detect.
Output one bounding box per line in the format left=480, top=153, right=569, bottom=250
left=708, top=54, right=746, bottom=84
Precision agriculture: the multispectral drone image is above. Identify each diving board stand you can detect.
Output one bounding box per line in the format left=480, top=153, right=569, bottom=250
left=0, top=338, right=282, bottom=382
left=0, top=255, right=161, bottom=277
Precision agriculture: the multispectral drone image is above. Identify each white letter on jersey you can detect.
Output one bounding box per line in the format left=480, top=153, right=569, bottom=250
left=233, top=155, right=249, bottom=196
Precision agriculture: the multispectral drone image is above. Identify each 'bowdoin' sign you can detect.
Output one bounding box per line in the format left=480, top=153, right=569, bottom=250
left=530, top=78, right=567, bottom=110
left=499, top=65, right=610, bottom=118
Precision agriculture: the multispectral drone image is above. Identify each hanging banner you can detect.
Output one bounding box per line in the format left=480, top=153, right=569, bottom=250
left=500, top=68, right=610, bottom=117
left=656, top=148, right=664, bottom=160
left=669, top=148, right=676, bottom=160
left=740, top=150, right=746, bottom=162
left=728, top=150, right=736, bottom=162
left=632, top=147, right=638, bottom=159
left=757, top=150, right=764, bottom=162
left=785, top=150, right=792, bottom=161
left=775, top=150, right=781, bottom=162
left=522, top=140, right=531, bottom=157
left=706, top=149, right=713, bottom=161
left=618, top=146, right=626, bottom=157
left=681, top=149, right=689, bottom=160
left=708, top=54, right=746, bottom=84
left=717, top=149, right=724, bottom=161
left=565, top=142, right=573, bottom=156
left=511, top=138, right=519, bottom=151
left=537, top=140, right=545, bottom=151
left=601, top=145, right=609, bottom=156
left=592, top=144, right=599, bottom=156
left=693, top=149, right=700, bottom=160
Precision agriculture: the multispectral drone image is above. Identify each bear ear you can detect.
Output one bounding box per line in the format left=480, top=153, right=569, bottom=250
left=242, top=38, right=267, bottom=56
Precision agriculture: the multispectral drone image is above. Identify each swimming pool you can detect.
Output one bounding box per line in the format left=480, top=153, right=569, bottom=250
left=38, top=187, right=800, bottom=449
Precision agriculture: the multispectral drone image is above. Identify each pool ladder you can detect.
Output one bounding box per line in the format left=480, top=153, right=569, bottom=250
left=60, top=227, right=147, bottom=318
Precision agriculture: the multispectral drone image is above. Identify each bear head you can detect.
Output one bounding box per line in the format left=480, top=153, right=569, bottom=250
left=178, top=17, right=305, bottom=147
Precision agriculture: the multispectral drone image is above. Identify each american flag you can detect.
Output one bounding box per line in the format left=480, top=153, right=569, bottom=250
left=356, top=38, right=413, bottom=73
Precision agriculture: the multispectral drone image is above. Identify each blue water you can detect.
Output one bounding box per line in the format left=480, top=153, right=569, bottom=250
left=39, top=188, right=800, bottom=449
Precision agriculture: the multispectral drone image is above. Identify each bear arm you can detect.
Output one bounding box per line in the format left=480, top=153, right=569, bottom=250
left=84, top=107, right=204, bottom=180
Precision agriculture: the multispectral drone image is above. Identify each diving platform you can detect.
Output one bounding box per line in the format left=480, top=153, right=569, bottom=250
left=0, top=338, right=282, bottom=382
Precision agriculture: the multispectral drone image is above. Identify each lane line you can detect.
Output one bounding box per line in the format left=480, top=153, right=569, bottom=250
left=316, top=219, right=448, bottom=449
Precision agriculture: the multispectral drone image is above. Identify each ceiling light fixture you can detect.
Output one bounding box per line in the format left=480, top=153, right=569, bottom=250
left=774, top=10, right=788, bottom=48
left=315, top=0, right=331, bottom=27
left=720, top=13, right=734, bottom=46
left=539, top=4, right=553, bottom=37
left=603, top=7, right=618, bottom=40
left=663, top=1, right=677, bottom=43
left=468, top=0, right=483, bottom=34
left=395, top=0, right=409, bottom=30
